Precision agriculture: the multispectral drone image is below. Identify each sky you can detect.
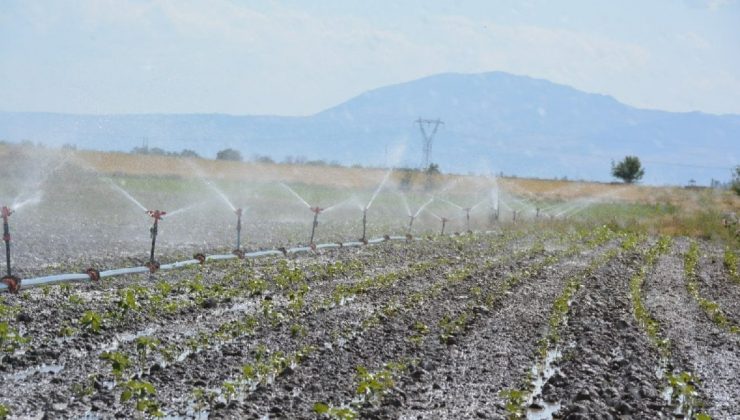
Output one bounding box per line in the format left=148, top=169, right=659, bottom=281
left=1, top=0, right=739, bottom=116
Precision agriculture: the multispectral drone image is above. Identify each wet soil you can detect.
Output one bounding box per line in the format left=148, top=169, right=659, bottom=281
left=644, top=239, right=740, bottom=418
left=1, top=230, right=739, bottom=419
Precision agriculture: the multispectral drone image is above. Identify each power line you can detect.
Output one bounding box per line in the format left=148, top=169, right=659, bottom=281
left=415, top=118, right=443, bottom=169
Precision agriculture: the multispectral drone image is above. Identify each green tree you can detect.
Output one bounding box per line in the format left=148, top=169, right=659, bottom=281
left=216, top=148, right=243, bottom=161
left=731, top=166, right=740, bottom=196
left=611, top=156, right=645, bottom=184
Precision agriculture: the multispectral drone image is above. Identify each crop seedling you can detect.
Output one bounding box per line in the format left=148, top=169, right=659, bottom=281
left=313, top=402, right=357, bottom=420
left=100, top=351, right=131, bottom=380
left=136, top=336, right=160, bottom=365
left=0, top=403, right=10, bottom=419
left=80, top=310, right=103, bottom=333
left=724, top=247, right=739, bottom=283
left=121, top=380, right=163, bottom=417
left=499, top=388, right=526, bottom=418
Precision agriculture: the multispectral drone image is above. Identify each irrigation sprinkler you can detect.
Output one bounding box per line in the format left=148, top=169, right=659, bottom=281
left=513, top=210, right=518, bottom=224
left=360, top=207, right=368, bottom=244
left=234, top=208, right=243, bottom=251
left=463, top=207, right=472, bottom=232
left=536, top=207, right=541, bottom=219
left=146, top=209, right=167, bottom=273
left=1, top=206, right=20, bottom=293
left=407, top=214, right=416, bottom=234
left=440, top=217, right=449, bottom=235
left=309, top=206, right=323, bottom=247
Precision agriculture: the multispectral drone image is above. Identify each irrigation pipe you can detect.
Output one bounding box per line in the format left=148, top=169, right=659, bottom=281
left=0, top=232, right=493, bottom=292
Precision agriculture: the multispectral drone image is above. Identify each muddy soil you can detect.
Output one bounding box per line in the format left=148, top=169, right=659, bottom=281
left=540, top=245, right=671, bottom=418
left=2, top=230, right=739, bottom=419
left=644, top=238, right=740, bottom=418
left=695, top=242, right=740, bottom=323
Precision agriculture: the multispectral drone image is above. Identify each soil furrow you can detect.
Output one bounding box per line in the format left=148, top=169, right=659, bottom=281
left=644, top=238, right=740, bottom=418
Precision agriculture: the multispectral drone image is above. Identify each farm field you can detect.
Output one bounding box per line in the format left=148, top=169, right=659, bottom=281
left=0, top=145, right=738, bottom=419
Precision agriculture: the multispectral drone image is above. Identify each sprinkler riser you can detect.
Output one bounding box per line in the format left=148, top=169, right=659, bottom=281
left=361, top=209, right=367, bottom=241
left=235, top=209, right=243, bottom=250
left=149, top=219, right=158, bottom=264
left=309, top=212, right=319, bottom=245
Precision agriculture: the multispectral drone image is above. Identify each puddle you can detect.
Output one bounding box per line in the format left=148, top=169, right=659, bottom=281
left=100, top=326, right=158, bottom=352
left=8, top=363, right=65, bottom=381
left=526, top=348, right=563, bottom=419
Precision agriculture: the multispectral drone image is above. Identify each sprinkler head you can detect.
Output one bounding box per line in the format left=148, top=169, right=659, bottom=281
left=310, top=206, right=323, bottom=215
left=1, top=206, right=12, bottom=222
left=194, top=253, right=206, bottom=265
left=235, top=208, right=243, bottom=217
left=146, top=210, right=167, bottom=220
left=145, top=260, right=160, bottom=273
left=1, top=275, right=20, bottom=294
left=232, top=249, right=245, bottom=259
left=85, top=268, right=101, bottom=282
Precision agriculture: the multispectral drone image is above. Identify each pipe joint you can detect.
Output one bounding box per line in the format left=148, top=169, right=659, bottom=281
left=1, top=275, right=21, bottom=294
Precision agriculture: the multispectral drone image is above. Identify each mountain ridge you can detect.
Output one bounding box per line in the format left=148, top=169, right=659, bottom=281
left=1, top=71, right=737, bottom=185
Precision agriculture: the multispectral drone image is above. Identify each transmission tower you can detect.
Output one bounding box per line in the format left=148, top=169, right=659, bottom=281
left=415, top=118, right=444, bottom=169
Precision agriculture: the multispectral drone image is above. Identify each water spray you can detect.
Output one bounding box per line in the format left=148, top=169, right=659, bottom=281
left=1, top=206, right=20, bottom=293
left=146, top=210, right=167, bottom=273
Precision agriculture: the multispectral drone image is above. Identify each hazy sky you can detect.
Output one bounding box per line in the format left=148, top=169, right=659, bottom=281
left=2, top=0, right=739, bottom=116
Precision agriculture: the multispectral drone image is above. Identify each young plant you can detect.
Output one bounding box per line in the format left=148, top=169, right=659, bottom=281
left=313, top=402, right=357, bottom=420
left=80, top=311, right=103, bottom=334
left=100, top=351, right=131, bottom=380
left=121, top=380, right=162, bottom=417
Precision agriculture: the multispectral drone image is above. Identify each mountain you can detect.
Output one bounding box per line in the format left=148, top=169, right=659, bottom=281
left=1, top=71, right=738, bottom=185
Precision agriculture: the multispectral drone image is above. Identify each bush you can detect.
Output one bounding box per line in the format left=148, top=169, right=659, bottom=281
left=216, top=148, right=243, bottom=161
left=731, top=166, right=740, bottom=196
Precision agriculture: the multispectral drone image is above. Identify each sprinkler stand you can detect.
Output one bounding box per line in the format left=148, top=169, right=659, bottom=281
left=407, top=215, right=415, bottom=234
left=536, top=207, right=541, bottom=219
left=1, top=206, right=20, bottom=293
left=463, top=207, right=472, bottom=231
left=440, top=217, right=448, bottom=235
left=309, top=206, right=323, bottom=246
left=360, top=207, right=368, bottom=243
left=234, top=208, right=243, bottom=251
left=513, top=210, right=518, bottom=224
left=146, top=210, right=167, bottom=273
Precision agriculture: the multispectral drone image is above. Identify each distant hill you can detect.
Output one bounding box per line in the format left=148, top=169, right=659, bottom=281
left=1, top=71, right=738, bottom=185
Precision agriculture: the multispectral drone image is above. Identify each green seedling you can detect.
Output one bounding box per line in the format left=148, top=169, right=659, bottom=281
left=80, top=311, right=103, bottom=334
left=0, top=403, right=10, bottom=419
left=313, top=402, right=357, bottom=420
left=121, top=380, right=162, bottom=417
left=100, top=351, right=131, bottom=380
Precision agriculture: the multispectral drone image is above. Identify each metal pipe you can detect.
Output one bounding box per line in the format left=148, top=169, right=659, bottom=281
left=441, top=217, right=448, bottom=235
left=146, top=210, right=166, bottom=272
left=4, top=233, right=506, bottom=292
left=407, top=215, right=415, bottom=234
left=464, top=208, right=471, bottom=231
left=235, top=208, right=243, bottom=250
left=309, top=206, right=322, bottom=245
left=361, top=208, right=368, bottom=242
left=2, top=206, right=12, bottom=277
